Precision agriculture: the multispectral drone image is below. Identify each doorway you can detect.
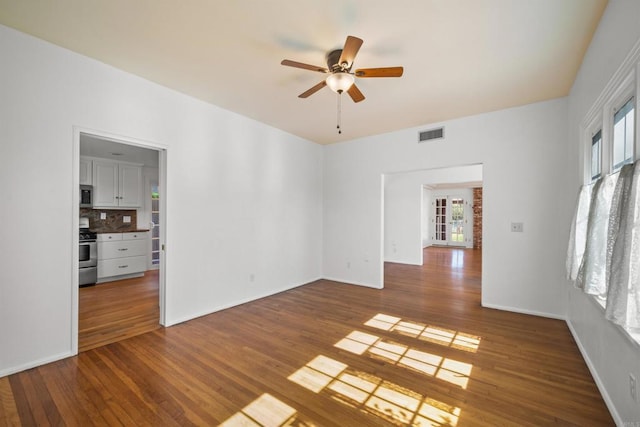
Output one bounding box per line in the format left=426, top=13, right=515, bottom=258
left=383, top=164, right=482, bottom=267
left=73, top=129, right=166, bottom=353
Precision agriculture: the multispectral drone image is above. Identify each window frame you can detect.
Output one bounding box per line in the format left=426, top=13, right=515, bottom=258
left=603, top=72, right=635, bottom=177
left=612, top=96, right=635, bottom=171
left=590, top=129, right=602, bottom=181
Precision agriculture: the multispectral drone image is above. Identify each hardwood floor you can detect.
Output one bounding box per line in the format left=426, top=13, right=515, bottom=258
left=79, top=271, right=160, bottom=352
left=2, top=247, right=613, bottom=426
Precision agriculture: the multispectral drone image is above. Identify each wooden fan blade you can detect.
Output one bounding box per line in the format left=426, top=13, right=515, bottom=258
left=299, top=80, right=327, bottom=98
left=347, top=84, right=365, bottom=103
left=355, top=67, right=404, bottom=78
left=338, top=36, right=363, bottom=68
left=281, top=59, right=329, bottom=73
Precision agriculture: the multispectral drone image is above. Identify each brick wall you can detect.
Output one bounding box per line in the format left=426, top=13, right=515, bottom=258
left=472, top=188, right=483, bottom=249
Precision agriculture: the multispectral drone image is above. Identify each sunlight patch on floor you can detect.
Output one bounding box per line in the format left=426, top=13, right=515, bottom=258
left=364, top=314, right=481, bottom=352
left=288, top=355, right=461, bottom=426
left=335, top=331, right=472, bottom=389
left=220, top=393, right=314, bottom=427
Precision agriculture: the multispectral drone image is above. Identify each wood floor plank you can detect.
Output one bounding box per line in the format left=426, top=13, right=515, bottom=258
left=0, top=377, right=20, bottom=426
left=3, top=248, right=614, bottom=426
left=79, top=271, right=160, bottom=352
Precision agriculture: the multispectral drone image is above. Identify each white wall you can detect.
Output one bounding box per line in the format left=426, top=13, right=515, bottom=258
left=384, top=174, right=421, bottom=265
left=0, top=25, right=323, bottom=376
left=566, top=0, right=640, bottom=424
left=384, top=165, right=481, bottom=264
left=324, top=98, right=569, bottom=317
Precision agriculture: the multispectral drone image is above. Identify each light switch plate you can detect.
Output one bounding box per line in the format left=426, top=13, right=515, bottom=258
left=123, top=215, right=131, bottom=223
left=100, top=212, right=106, bottom=220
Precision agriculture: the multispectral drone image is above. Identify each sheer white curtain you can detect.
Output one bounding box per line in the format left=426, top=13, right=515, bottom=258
left=577, top=174, right=617, bottom=296
left=566, top=184, right=593, bottom=281
left=567, top=161, right=640, bottom=330
left=606, top=163, right=640, bottom=329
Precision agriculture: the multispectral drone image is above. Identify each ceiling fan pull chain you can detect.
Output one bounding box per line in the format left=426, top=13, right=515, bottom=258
left=337, top=92, right=342, bottom=134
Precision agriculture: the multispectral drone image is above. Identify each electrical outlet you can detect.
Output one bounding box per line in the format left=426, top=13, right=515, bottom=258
left=511, top=222, right=524, bottom=232
left=630, top=373, right=637, bottom=402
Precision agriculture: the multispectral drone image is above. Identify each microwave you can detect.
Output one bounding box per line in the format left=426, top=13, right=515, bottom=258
left=80, top=185, right=93, bottom=208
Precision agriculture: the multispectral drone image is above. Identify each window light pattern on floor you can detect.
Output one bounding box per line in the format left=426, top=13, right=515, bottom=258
left=364, top=314, right=481, bottom=353
left=220, top=393, right=314, bottom=427
left=288, top=355, right=461, bottom=427
left=335, top=330, right=472, bottom=389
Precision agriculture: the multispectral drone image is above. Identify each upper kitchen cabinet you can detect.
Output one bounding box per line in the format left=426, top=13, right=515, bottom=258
left=93, top=160, right=142, bottom=208
left=79, top=157, right=92, bottom=185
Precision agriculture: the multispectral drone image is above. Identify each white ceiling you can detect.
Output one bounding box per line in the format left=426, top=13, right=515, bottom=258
left=0, top=0, right=607, bottom=145
left=80, top=133, right=159, bottom=168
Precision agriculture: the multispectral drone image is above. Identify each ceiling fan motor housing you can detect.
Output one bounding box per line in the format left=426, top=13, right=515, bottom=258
left=326, top=49, right=348, bottom=72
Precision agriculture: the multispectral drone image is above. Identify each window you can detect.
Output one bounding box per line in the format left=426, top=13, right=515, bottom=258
left=577, top=53, right=640, bottom=345
left=612, top=97, right=634, bottom=171
left=591, top=130, right=602, bottom=180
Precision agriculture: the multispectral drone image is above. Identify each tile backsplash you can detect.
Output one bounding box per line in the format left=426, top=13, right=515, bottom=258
left=80, top=208, right=138, bottom=232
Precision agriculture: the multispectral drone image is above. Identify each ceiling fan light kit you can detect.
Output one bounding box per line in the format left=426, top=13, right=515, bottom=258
left=281, top=35, right=404, bottom=134
left=326, top=72, right=354, bottom=93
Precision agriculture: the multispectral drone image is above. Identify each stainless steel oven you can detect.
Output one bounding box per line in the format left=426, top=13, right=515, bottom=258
left=79, top=230, right=97, bottom=286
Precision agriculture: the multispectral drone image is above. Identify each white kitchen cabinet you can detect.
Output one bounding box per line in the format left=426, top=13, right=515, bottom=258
left=92, top=160, right=142, bottom=208
left=97, top=232, right=148, bottom=282
left=79, top=157, right=92, bottom=185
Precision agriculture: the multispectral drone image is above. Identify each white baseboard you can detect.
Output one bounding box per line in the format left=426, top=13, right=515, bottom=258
left=0, top=351, right=72, bottom=378
left=481, top=302, right=566, bottom=321
left=164, top=276, right=323, bottom=327
left=321, top=276, right=383, bottom=289
left=566, top=320, right=622, bottom=426
left=383, top=258, right=422, bottom=266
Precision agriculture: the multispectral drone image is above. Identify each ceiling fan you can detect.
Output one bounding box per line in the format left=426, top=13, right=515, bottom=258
left=281, top=35, right=404, bottom=103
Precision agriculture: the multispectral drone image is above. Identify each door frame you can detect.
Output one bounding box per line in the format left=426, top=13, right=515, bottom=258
left=70, top=126, right=168, bottom=355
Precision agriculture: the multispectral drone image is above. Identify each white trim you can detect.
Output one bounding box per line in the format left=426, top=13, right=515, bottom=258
left=164, top=277, right=322, bottom=327
left=480, top=303, right=566, bottom=321
left=584, top=114, right=603, bottom=183
left=636, top=61, right=640, bottom=164
left=71, top=129, right=80, bottom=355
left=0, top=351, right=72, bottom=378
left=581, top=37, right=640, bottom=130
left=585, top=291, right=640, bottom=351
left=581, top=37, right=640, bottom=184
left=566, top=320, right=622, bottom=427
left=606, top=73, right=635, bottom=173
left=322, top=276, right=383, bottom=289
left=383, top=258, right=423, bottom=266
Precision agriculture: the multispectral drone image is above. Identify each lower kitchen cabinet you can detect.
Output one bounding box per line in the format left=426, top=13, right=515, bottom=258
left=97, top=232, right=148, bottom=282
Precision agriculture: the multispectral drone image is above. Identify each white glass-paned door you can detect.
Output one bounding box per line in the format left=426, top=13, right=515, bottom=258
left=449, top=198, right=465, bottom=245
left=434, top=197, right=447, bottom=244
left=432, top=196, right=466, bottom=247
